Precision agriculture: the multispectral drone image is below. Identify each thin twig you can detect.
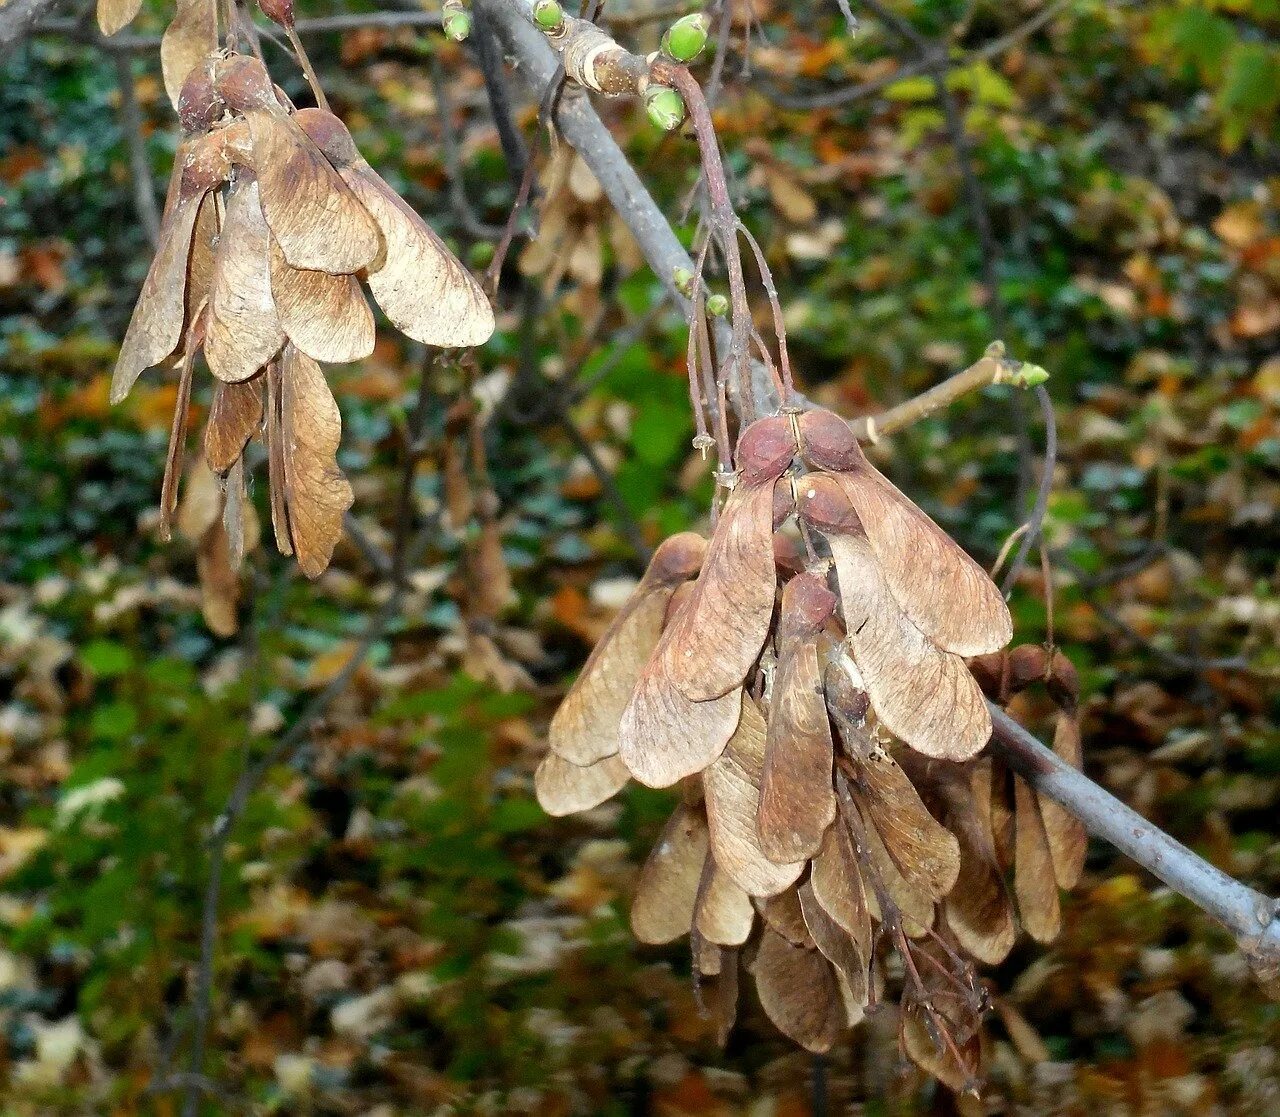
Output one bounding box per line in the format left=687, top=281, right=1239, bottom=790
left=113, top=51, right=160, bottom=246
left=1000, top=383, right=1055, bottom=596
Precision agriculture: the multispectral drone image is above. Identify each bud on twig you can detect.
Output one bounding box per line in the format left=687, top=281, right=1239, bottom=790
left=661, top=13, right=709, bottom=63
left=706, top=292, right=729, bottom=317
left=644, top=85, right=686, bottom=131
left=533, top=0, right=564, bottom=32
left=256, top=0, right=294, bottom=30
left=673, top=266, right=694, bottom=296
left=443, top=0, right=472, bottom=42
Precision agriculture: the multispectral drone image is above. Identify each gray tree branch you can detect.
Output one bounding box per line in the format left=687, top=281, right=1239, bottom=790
left=0, top=0, right=64, bottom=56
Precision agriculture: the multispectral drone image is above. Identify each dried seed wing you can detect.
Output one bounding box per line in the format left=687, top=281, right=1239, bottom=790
left=1039, top=710, right=1087, bottom=889
left=940, top=773, right=1016, bottom=965
left=755, top=889, right=814, bottom=948
left=205, top=377, right=264, bottom=474
left=797, top=879, right=868, bottom=1016
left=246, top=109, right=382, bottom=275
left=269, top=239, right=375, bottom=363
left=294, top=108, right=494, bottom=347
left=902, top=1005, right=980, bottom=1093
left=758, top=636, right=836, bottom=863
left=534, top=752, right=628, bottom=816
left=861, top=805, right=934, bottom=937
left=618, top=637, right=741, bottom=788
left=693, top=933, right=722, bottom=976
left=666, top=480, right=777, bottom=701
left=707, top=948, right=739, bottom=1046
left=702, top=699, right=806, bottom=897
left=1014, top=775, right=1062, bottom=942
left=160, top=0, right=217, bottom=109
left=694, top=857, right=755, bottom=946
left=205, top=176, right=285, bottom=384
left=111, top=139, right=223, bottom=404
left=158, top=325, right=201, bottom=541
left=279, top=344, right=353, bottom=576
left=264, top=361, right=292, bottom=556
left=855, top=749, right=960, bottom=901
left=98, top=0, right=143, bottom=36
left=830, top=468, right=1011, bottom=657
left=196, top=517, right=241, bottom=638
left=551, top=533, right=706, bottom=766
left=810, top=822, right=872, bottom=959
left=630, top=803, right=709, bottom=944
left=750, top=928, right=843, bottom=1054
left=988, top=760, right=1015, bottom=868
left=826, top=528, right=990, bottom=759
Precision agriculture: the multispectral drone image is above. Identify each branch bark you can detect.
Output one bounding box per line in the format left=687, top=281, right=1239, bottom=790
left=0, top=0, right=64, bottom=56
left=479, top=0, right=1280, bottom=973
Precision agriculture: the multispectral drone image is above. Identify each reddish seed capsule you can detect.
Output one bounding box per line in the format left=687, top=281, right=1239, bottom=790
left=737, top=415, right=798, bottom=485
left=798, top=408, right=864, bottom=472
left=177, top=68, right=225, bottom=134
left=795, top=472, right=861, bottom=534
left=257, top=0, right=294, bottom=29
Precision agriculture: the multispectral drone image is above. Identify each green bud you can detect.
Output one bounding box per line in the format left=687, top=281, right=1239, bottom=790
left=662, top=13, right=709, bottom=62
left=644, top=85, right=686, bottom=131
left=706, top=292, right=729, bottom=317
left=533, top=0, right=563, bottom=31
left=673, top=266, right=694, bottom=295
left=1008, top=361, right=1049, bottom=389
left=443, top=7, right=472, bottom=41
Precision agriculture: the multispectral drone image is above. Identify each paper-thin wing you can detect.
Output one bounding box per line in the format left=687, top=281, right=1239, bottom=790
left=630, top=803, right=709, bottom=944
left=534, top=752, right=629, bottom=817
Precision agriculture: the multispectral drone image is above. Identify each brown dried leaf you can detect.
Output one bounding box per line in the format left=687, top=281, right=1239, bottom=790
left=1014, top=776, right=1062, bottom=942
left=205, top=176, right=285, bottom=384
left=551, top=533, right=706, bottom=766
left=1039, top=711, right=1087, bottom=890
left=694, top=858, right=755, bottom=946
left=534, top=752, right=628, bottom=817
left=245, top=108, right=382, bottom=275
left=111, top=137, right=226, bottom=404
left=98, top=0, right=143, bottom=36
left=824, top=523, right=990, bottom=759
left=755, top=889, right=815, bottom=948
left=268, top=238, right=375, bottom=363
left=631, top=803, right=709, bottom=945
left=205, top=377, right=264, bottom=474
left=810, top=822, right=873, bottom=959
left=665, top=480, right=777, bottom=702
left=280, top=344, right=353, bottom=576
left=618, top=639, right=742, bottom=788
left=702, top=699, right=806, bottom=897
left=758, top=575, right=837, bottom=863
left=160, top=0, right=217, bottom=109
left=295, top=109, right=494, bottom=347
left=749, top=928, right=843, bottom=1053
left=854, top=749, right=960, bottom=901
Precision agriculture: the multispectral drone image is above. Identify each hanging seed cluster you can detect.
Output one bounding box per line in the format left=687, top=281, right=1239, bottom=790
left=537, top=410, right=1087, bottom=1088
left=110, top=55, right=495, bottom=577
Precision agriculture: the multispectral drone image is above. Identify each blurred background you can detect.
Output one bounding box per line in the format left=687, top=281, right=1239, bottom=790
left=2, top=0, right=1279, bottom=1112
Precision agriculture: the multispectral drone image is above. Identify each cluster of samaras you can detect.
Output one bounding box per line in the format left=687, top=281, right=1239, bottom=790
left=110, top=54, right=494, bottom=576
left=537, top=409, right=1086, bottom=1085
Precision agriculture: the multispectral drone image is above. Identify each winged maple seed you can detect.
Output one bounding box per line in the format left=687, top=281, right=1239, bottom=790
left=109, top=56, right=495, bottom=582
left=537, top=402, right=1086, bottom=1087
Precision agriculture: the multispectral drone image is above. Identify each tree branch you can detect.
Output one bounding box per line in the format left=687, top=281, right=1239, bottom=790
left=0, top=0, right=64, bottom=55
left=478, top=0, right=1279, bottom=975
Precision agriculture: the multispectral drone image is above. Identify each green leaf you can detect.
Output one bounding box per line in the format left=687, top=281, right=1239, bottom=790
left=884, top=75, right=935, bottom=102
left=82, top=639, right=133, bottom=678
